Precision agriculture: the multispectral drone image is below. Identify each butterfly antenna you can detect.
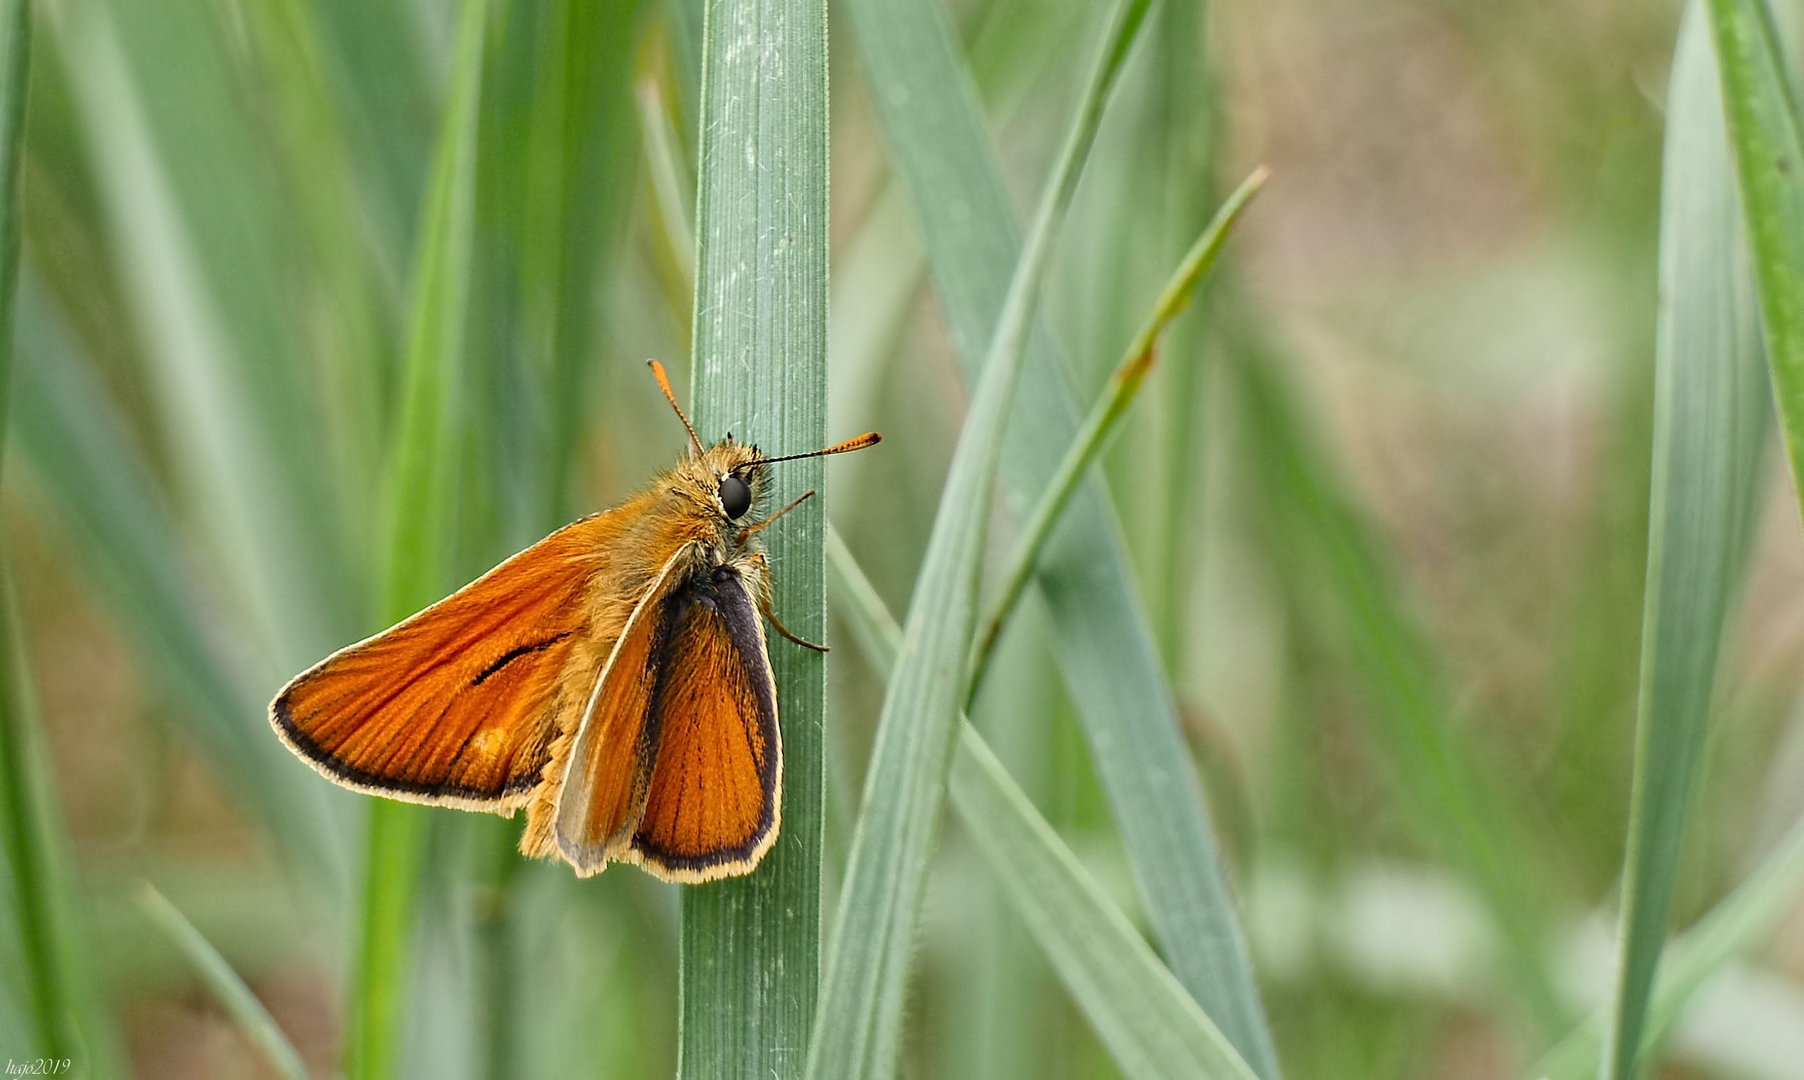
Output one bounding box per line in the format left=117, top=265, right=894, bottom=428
left=647, top=359, right=705, bottom=456
left=754, top=432, right=882, bottom=466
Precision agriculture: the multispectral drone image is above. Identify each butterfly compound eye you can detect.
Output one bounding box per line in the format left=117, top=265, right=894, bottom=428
left=719, top=474, right=752, bottom=519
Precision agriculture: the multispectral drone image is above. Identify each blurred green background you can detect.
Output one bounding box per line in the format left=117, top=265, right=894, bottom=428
left=2, top=0, right=1802, bottom=1076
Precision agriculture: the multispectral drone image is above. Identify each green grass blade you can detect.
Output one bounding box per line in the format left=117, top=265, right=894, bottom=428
left=0, top=2, right=69, bottom=1062
left=638, top=80, right=695, bottom=293
left=534, top=0, right=649, bottom=528
left=948, top=731, right=1256, bottom=1080
left=809, top=4, right=1154, bottom=1077
left=0, top=578, right=125, bottom=1078
left=137, top=884, right=311, bottom=1080
left=826, top=530, right=1257, bottom=1080
left=1708, top=0, right=1804, bottom=516
left=0, top=0, right=21, bottom=456
left=0, top=590, right=71, bottom=1064
left=1231, top=333, right=1566, bottom=1034
left=348, top=4, right=487, bottom=1078
left=840, top=1, right=1278, bottom=1070
left=1600, top=5, right=1771, bottom=1076
left=969, top=166, right=1266, bottom=683
left=679, top=0, right=829, bottom=1073
left=1540, top=805, right=1804, bottom=1078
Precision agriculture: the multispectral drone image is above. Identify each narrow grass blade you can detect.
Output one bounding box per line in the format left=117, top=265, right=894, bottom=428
left=0, top=0, right=21, bottom=452
left=0, top=578, right=125, bottom=1077
left=638, top=80, right=695, bottom=293
left=0, top=589, right=78, bottom=1063
left=137, top=884, right=311, bottom=1080
left=825, top=531, right=1255, bottom=1080
left=970, top=166, right=1266, bottom=682
left=533, top=0, right=649, bottom=528
left=679, top=0, right=829, bottom=1074
left=949, top=732, right=1256, bottom=1080
left=809, top=5, right=1155, bottom=1077
left=1599, top=6, right=1771, bottom=1077
left=348, top=4, right=486, bottom=1078
left=0, top=1, right=69, bottom=1061
left=1540, top=807, right=1804, bottom=1078
left=1708, top=0, right=1804, bottom=515
left=1231, top=333, right=1566, bottom=1033
left=840, top=1, right=1278, bottom=1070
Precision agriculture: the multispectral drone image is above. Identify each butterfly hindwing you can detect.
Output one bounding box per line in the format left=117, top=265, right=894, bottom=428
left=554, top=558, right=781, bottom=882
left=631, top=562, right=780, bottom=881
left=270, top=512, right=624, bottom=810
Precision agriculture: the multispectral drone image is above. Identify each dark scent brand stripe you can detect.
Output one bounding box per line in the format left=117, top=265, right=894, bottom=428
left=471, top=631, right=574, bottom=686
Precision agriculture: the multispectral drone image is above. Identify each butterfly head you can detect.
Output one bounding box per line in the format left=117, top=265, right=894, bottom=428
left=646, top=360, right=882, bottom=553
left=689, top=437, right=771, bottom=529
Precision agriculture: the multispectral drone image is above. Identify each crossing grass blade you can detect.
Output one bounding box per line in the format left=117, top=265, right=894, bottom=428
left=968, top=165, right=1266, bottom=684
left=839, top=0, right=1278, bottom=1071
left=826, top=530, right=1258, bottom=1080
left=678, top=0, right=830, bottom=1074
left=1599, top=6, right=1770, bottom=1076
left=137, top=884, right=311, bottom=1080
left=808, top=4, right=1158, bottom=1077
left=348, top=3, right=487, bottom=1077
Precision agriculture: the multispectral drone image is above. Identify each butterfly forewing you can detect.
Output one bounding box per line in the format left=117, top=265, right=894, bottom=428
left=553, top=550, right=692, bottom=874
left=271, top=512, right=624, bottom=809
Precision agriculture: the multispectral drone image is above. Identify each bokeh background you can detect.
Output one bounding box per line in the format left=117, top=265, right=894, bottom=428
left=2, top=0, right=1801, bottom=1076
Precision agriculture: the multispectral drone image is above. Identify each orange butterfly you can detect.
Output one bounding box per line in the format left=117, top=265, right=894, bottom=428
left=270, top=361, right=879, bottom=883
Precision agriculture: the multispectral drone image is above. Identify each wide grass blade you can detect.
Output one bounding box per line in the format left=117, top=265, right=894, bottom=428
left=969, top=166, right=1266, bottom=682
left=1599, top=6, right=1771, bottom=1076
left=839, top=0, right=1278, bottom=1070
left=809, top=4, right=1155, bottom=1077
left=1708, top=0, right=1804, bottom=515
left=679, top=0, right=829, bottom=1074
left=137, top=884, right=311, bottom=1080
left=348, top=3, right=486, bottom=1077
left=826, top=531, right=1257, bottom=1080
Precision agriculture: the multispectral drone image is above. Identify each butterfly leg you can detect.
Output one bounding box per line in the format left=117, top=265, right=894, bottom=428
left=747, top=551, right=829, bottom=652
